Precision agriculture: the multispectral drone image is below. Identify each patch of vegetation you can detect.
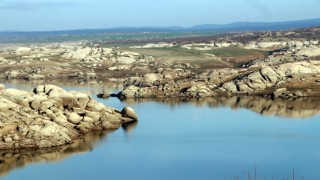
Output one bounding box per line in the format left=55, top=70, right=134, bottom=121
left=207, top=46, right=270, bottom=57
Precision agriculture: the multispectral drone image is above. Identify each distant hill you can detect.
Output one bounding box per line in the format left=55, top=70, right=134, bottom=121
left=0, top=18, right=319, bottom=43
left=191, top=18, right=320, bottom=31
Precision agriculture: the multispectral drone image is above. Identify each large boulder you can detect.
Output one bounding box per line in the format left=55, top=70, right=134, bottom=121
left=14, top=47, right=32, bottom=55
left=0, top=84, right=5, bottom=90
left=275, top=61, right=320, bottom=76
left=257, top=42, right=283, bottom=48
left=246, top=72, right=267, bottom=90
left=272, top=88, right=287, bottom=98
left=222, top=82, right=238, bottom=93
left=260, top=67, right=279, bottom=84
left=296, top=46, right=320, bottom=57
left=25, top=74, right=45, bottom=80
left=62, top=47, right=92, bottom=60
left=117, top=57, right=136, bottom=64
left=121, top=86, right=140, bottom=98
left=5, top=70, right=20, bottom=79
left=140, top=73, right=162, bottom=87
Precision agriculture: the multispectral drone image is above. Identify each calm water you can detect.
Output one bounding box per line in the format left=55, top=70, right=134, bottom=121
left=1, top=81, right=320, bottom=180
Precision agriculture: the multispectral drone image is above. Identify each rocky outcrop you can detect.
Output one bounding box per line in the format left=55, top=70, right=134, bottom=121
left=0, top=84, right=138, bottom=150
left=62, top=47, right=113, bottom=62
left=109, top=61, right=320, bottom=99
left=116, top=57, right=136, bottom=64
left=0, top=43, right=159, bottom=81
left=13, top=47, right=32, bottom=55
left=131, top=43, right=175, bottom=49
left=112, top=68, right=214, bottom=99
left=5, top=70, right=20, bottom=80
left=296, top=46, right=320, bottom=57
left=221, top=61, right=320, bottom=93
left=25, top=74, right=45, bottom=80
left=257, top=41, right=285, bottom=49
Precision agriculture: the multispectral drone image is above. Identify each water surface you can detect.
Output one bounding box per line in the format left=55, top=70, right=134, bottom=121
left=1, top=81, right=320, bottom=180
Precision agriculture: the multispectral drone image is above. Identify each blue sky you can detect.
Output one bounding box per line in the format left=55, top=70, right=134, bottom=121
left=0, top=0, right=319, bottom=31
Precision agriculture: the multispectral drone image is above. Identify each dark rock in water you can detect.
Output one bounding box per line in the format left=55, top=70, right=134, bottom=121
left=97, top=93, right=110, bottom=99
left=110, top=92, right=126, bottom=100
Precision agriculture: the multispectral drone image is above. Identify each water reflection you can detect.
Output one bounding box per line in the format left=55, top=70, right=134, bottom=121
left=2, top=79, right=123, bottom=96
left=122, top=96, right=320, bottom=119
left=122, top=121, right=139, bottom=133
left=1, top=80, right=320, bottom=179
left=0, top=129, right=112, bottom=177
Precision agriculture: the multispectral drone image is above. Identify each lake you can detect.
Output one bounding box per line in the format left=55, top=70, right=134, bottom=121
left=1, top=80, right=320, bottom=180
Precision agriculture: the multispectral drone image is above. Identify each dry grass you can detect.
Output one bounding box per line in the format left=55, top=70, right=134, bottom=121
left=114, top=45, right=270, bottom=70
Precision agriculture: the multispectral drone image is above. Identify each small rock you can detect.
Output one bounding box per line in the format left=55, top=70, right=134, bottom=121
left=4, top=137, right=13, bottom=143
left=121, top=107, right=138, bottom=120
left=83, top=116, right=94, bottom=123
left=294, top=91, right=305, bottom=97
left=67, top=112, right=83, bottom=124
left=13, top=134, right=20, bottom=141
left=30, top=100, right=41, bottom=110
left=0, top=84, right=5, bottom=90
left=273, top=88, right=287, bottom=98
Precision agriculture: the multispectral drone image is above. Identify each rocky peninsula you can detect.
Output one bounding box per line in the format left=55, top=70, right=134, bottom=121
left=0, top=84, right=138, bottom=150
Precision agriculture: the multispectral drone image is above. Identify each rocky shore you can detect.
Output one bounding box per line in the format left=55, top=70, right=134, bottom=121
left=0, top=84, right=138, bottom=150
left=109, top=61, right=320, bottom=99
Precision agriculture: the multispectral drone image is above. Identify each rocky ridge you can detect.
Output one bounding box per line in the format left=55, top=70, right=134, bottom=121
left=111, top=61, right=320, bottom=99
left=0, top=43, right=155, bottom=81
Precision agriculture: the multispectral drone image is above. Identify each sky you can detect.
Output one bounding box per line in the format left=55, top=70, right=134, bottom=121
left=0, top=0, right=319, bottom=31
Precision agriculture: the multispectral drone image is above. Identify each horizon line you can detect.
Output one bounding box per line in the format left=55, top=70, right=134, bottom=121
left=1, top=17, right=320, bottom=33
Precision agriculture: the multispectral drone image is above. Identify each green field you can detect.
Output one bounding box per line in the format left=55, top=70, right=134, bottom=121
left=113, top=45, right=269, bottom=61
left=206, top=46, right=270, bottom=57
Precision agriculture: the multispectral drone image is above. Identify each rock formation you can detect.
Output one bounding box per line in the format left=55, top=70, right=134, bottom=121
left=110, top=61, right=320, bottom=99
left=221, top=61, right=320, bottom=93
left=0, top=84, right=138, bottom=150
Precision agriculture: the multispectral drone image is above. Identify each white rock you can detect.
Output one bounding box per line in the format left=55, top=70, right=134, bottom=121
left=0, top=84, right=5, bottom=90
left=121, top=107, right=138, bottom=120
left=117, top=57, right=136, bottom=64
left=67, top=112, right=83, bottom=124
left=14, top=47, right=32, bottom=55
left=296, top=46, right=320, bottom=57
left=257, top=42, right=283, bottom=48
